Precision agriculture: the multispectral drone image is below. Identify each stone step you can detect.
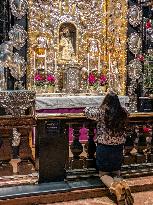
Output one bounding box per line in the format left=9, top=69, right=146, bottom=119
left=0, top=176, right=153, bottom=205
left=40, top=191, right=153, bottom=205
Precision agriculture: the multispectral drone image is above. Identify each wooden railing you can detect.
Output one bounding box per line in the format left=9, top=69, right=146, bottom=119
left=0, top=110, right=152, bottom=184
left=0, top=116, right=36, bottom=176
left=0, top=91, right=36, bottom=178
left=36, top=112, right=153, bottom=183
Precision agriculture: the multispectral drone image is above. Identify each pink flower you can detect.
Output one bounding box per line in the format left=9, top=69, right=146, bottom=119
left=88, top=73, right=97, bottom=85
left=146, top=20, right=152, bottom=29
left=137, top=54, right=144, bottom=62
left=47, top=74, right=55, bottom=85
left=99, top=75, right=107, bottom=86
left=34, top=74, right=43, bottom=81
left=143, top=127, right=152, bottom=133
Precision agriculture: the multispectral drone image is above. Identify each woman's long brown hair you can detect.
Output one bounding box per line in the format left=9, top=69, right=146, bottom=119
left=100, top=92, right=128, bottom=133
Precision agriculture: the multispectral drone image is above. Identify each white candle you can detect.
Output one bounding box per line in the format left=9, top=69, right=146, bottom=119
left=108, top=53, right=111, bottom=72
left=34, top=51, right=36, bottom=86
left=134, top=69, right=136, bottom=76
left=108, top=53, right=111, bottom=88
left=98, top=54, right=100, bottom=74
left=34, top=51, right=36, bottom=69
left=44, top=49, right=47, bottom=73
left=55, top=52, right=57, bottom=73
left=87, top=53, right=90, bottom=77
left=59, top=1, right=62, bottom=15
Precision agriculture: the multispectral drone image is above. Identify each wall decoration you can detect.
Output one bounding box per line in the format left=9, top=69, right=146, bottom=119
left=10, top=52, right=26, bottom=80
left=128, top=5, right=142, bottom=27
left=9, top=24, right=27, bottom=50
left=128, top=32, right=142, bottom=55
left=128, top=59, right=142, bottom=79
left=9, top=0, right=28, bottom=19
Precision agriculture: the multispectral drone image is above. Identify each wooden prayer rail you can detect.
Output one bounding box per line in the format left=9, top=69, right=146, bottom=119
left=36, top=112, right=153, bottom=120
left=36, top=112, right=153, bottom=183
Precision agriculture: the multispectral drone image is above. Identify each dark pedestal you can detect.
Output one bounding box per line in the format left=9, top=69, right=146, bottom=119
left=37, top=119, right=68, bottom=183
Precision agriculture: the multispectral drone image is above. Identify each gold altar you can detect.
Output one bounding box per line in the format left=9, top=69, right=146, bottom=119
left=27, top=0, right=127, bottom=95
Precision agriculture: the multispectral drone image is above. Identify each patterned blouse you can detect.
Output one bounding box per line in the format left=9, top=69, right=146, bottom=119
left=84, top=107, right=127, bottom=145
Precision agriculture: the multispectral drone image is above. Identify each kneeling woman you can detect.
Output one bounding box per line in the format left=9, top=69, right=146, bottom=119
left=84, top=92, right=134, bottom=205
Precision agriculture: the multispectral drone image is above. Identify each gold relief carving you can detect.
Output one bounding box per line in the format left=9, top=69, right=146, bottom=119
left=28, top=0, right=127, bottom=95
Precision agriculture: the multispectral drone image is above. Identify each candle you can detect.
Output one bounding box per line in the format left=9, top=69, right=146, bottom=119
left=55, top=52, right=57, bottom=73
left=134, top=69, right=136, bottom=76
left=98, top=54, right=100, bottom=74
left=34, top=51, right=36, bottom=70
left=59, top=1, right=62, bottom=15
left=33, top=51, right=36, bottom=86
left=72, top=3, right=76, bottom=16
left=87, top=53, right=90, bottom=77
left=44, top=49, right=47, bottom=73
left=108, top=53, right=111, bottom=88
left=108, top=53, right=111, bottom=72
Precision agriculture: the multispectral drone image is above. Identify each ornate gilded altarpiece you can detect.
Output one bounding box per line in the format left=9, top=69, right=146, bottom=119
left=27, top=0, right=127, bottom=95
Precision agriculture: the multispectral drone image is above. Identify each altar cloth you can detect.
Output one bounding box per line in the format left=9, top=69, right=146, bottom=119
left=36, top=95, right=129, bottom=111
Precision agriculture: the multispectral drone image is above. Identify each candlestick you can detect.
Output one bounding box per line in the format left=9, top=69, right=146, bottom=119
left=98, top=54, right=100, bottom=74
left=87, top=53, right=90, bottom=77
left=134, top=68, right=136, bottom=77
left=59, top=1, right=62, bottom=15
left=108, top=53, right=111, bottom=89
left=55, top=52, right=57, bottom=73
left=72, top=3, right=76, bottom=16
left=33, top=51, right=36, bottom=87
left=44, top=49, right=47, bottom=74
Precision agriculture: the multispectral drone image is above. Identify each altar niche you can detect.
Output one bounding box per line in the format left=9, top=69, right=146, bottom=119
left=58, top=22, right=77, bottom=63
left=28, top=0, right=128, bottom=96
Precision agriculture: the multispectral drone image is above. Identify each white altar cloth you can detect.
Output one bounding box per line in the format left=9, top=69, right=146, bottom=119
left=36, top=95, right=129, bottom=110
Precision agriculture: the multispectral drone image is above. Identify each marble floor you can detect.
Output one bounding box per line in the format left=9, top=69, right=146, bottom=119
left=41, top=191, right=153, bottom=205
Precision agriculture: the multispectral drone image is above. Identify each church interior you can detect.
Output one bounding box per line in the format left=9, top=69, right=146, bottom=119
left=0, top=0, right=153, bottom=204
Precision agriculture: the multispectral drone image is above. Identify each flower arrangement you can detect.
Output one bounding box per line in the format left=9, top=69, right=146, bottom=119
left=34, top=73, right=45, bottom=86
left=143, top=126, right=152, bottom=136
left=34, top=73, right=56, bottom=87
left=46, top=74, right=56, bottom=86
left=143, top=126, right=152, bottom=145
left=88, top=72, right=97, bottom=86
left=99, top=74, right=107, bottom=86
